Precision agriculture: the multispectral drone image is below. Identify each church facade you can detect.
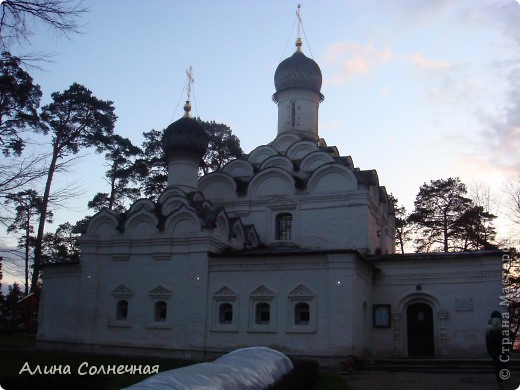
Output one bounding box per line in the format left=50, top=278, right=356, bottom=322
left=37, top=38, right=502, bottom=363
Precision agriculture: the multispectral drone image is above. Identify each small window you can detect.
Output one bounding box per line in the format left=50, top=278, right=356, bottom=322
left=373, top=304, right=391, bottom=328
left=116, top=300, right=128, bottom=320
left=219, top=303, right=233, bottom=324
left=276, top=213, right=292, bottom=241
left=255, top=302, right=270, bottom=324
left=294, top=302, right=310, bottom=325
left=154, top=301, right=167, bottom=321
left=291, top=101, right=296, bottom=127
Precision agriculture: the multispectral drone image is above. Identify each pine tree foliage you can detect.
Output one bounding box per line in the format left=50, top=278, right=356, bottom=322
left=0, top=51, right=42, bottom=156
left=408, top=177, right=497, bottom=252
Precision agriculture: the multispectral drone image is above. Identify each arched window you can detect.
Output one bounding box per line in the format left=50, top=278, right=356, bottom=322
left=154, top=301, right=167, bottom=321
left=255, top=302, right=270, bottom=324
left=218, top=303, right=233, bottom=324
left=294, top=302, right=310, bottom=325
left=116, top=300, right=128, bottom=321
left=276, top=213, right=292, bottom=241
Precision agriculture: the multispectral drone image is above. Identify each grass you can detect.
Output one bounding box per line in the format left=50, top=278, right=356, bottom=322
left=0, top=334, right=345, bottom=389
left=312, top=372, right=346, bottom=389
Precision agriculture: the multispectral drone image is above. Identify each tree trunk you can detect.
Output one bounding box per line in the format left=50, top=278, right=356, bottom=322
left=24, top=213, right=30, bottom=296
left=31, top=148, right=59, bottom=292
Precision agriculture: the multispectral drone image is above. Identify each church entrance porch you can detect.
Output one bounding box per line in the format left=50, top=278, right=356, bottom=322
left=407, top=302, right=434, bottom=357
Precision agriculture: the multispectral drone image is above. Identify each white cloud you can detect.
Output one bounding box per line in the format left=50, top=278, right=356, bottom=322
left=409, top=53, right=450, bottom=70
left=321, top=42, right=393, bottom=85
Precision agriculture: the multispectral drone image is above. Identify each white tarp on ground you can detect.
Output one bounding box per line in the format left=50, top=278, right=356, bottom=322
left=123, top=347, right=294, bottom=390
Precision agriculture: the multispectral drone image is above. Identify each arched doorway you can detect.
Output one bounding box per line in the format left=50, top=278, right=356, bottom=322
left=407, top=302, right=434, bottom=356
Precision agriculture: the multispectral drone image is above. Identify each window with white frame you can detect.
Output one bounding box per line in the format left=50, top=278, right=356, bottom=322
left=212, top=286, right=238, bottom=332
left=287, top=285, right=317, bottom=333
left=267, top=197, right=299, bottom=245
left=248, top=285, right=276, bottom=333
left=294, top=302, right=310, bottom=325
left=154, top=300, right=167, bottom=321
left=110, top=284, right=133, bottom=327
left=219, top=303, right=233, bottom=324
left=276, top=213, right=293, bottom=241
left=255, top=302, right=271, bottom=324
left=148, top=285, right=173, bottom=329
left=116, top=300, right=129, bottom=321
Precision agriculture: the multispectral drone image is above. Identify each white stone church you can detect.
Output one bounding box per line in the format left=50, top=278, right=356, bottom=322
left=37, top=37, right=502, bottom=363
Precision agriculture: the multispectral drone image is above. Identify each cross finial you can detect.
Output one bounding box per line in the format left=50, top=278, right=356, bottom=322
left=296, top=4, right=302, bottom=52
left=184, top=66, right=194, bottom=118
left=186, top=65, right=194, bottom=101
left=296, top=4, right=302, bottom=38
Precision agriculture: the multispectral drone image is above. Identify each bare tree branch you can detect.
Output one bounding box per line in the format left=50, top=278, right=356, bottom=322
left=0, top=0, right=87, bottom=51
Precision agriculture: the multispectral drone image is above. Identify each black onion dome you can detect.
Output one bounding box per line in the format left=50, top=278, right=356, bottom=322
left=273, top=50, right=323, bottom=102
left=162, top=117, right=208, bottom=158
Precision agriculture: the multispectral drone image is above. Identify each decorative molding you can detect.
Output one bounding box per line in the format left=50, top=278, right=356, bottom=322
left=112, top=284, right=134, bottom=298
left=288, top=284, right=313, bottom=297
left=375, top=271, right=498, bottom=285
left=214, top=286, right=237, bottom=296
left=250, top=285, right=275, bottom=297
left=112, top=253, right=130, bottom=261
left=267, top=196, right=298, bottom=210
left=151, top=253, right=171, bottom=261
left=149, top=285, right=173, bottom=298
left=209, top=258, right=329, bottom=272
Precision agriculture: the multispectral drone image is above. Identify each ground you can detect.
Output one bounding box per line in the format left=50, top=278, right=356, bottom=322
left=343, top=370, right=519, bottom=390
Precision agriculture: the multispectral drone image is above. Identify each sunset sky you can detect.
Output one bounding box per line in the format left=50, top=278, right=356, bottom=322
left=2, top=0, right=520, bottom=284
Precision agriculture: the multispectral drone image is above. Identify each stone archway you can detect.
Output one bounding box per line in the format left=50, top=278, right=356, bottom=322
left=407, top=302, right=434, bottom=356
left=394, top=292, right=448, bottom=358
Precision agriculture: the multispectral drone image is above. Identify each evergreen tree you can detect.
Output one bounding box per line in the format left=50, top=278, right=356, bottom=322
left=41, top=222, right=80, bottom=263
left=31, top=83, right=116, bottom=292
left=88, top=134, right=143, bottom=213
left=199, top=119, right=243, bottom=175
left=389, top=194, right=411, bottom=254
left=408, top=177, right=497, bottom=252
left=0, top=51, right=42, bottom=156
left=5, top=189, right=51, bottom=295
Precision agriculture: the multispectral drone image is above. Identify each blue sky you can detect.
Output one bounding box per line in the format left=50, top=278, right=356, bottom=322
left=2, top=0, right=520, bottom=286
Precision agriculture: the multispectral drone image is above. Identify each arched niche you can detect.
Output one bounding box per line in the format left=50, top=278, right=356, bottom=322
left=248, top=168, right=295, bottom=198
left=247, top=145, right=278, bottom=165
left=307, top=164, right=358, bottom=194
left=230, top=219, right=245, bottom=250
left=127, top=198, right=155, bottom=214
left=300, top=151, right=335, bottom=173
left=214, top=210, right=230, bottom=241
left=260, top=155, right=294, bottom=172
left=160, top=194, right=191, bottom=216
left=222, top=159, right=254, bottom=179
left=198, top=172, right=237, bottom=201
left=124, top=211, right=159, bottom=238
left=286, top=140, right=319, bottom=161
left=164, top=209, right=200, bottom=237
left=246, top=226, right=260, bottom=248
left=271, top=133, right=301, bottom=154
left=86, top=209, right=120, bottom=239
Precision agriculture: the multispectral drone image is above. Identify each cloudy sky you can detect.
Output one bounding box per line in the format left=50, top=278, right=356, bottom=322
left=2, top=0, right=520, bottom=284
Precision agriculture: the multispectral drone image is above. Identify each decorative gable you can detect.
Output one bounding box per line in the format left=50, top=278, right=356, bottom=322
left=149, top=285, right=173, bottom=298
left=250, top=285, right=275, bottom=297
left=289, top=284, right=314, bottom=297
left=267, top=196, right=298, bottom=210
left=111, top=284, right=134, bottom=298
left=214, top=286, right=237, bottom=297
